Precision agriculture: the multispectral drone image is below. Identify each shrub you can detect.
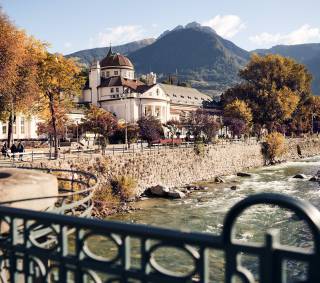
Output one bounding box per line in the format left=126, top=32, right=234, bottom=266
left=111, top=175, right=138, bottom=201
left=93, top=184, right=120, bottom=206
left=194, top=141, right=206, bottom=157
left=263, top=132, right=286, bottom=164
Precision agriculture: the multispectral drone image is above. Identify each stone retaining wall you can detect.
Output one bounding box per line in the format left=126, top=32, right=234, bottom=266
left=24, top=138, right=320, bottom=191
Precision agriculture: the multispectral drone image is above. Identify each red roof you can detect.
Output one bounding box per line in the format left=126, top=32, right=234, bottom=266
left=100, top=53, right=134, bottom=69
left=99, top=76, right=151, bottom=93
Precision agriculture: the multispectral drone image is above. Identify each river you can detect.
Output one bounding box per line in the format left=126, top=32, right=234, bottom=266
left=103, top=156, right=320, bottom=282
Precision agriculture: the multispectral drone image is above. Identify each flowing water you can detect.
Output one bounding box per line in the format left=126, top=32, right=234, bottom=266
left=101, top=156, right=320, bottom=282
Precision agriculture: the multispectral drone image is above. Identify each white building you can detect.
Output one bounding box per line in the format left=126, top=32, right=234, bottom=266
left=80, top=47, right=211, bottom=123
left=0, top=115, right=40, bottom=141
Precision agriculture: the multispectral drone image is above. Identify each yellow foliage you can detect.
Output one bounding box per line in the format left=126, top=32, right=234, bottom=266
left=264, top=132, right=286, bottom=163
left=224, top=99, right=253, bottom=125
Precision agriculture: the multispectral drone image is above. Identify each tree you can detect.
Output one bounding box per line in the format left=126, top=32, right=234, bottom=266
left=221, top=54, right=312, bottom=132
left=288, top=96, right=320, bottom=135
left=37, top=52, right=84, bottom=158
left=183, top=109, right=219, bottom=142
left=224, top=118, right=247, bottom=138
left=164, top=120, right=182, bottom=139
left=224, top=99, right=253, bottom=126
left=0, top=10, right=44, bottom=146
left=137, top=116, right=163, bottom=145
left=82, top=105, right=118, bottom=146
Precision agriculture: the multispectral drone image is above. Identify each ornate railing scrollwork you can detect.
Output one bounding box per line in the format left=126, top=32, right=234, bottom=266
left=0, top=191, right=319, bottom=282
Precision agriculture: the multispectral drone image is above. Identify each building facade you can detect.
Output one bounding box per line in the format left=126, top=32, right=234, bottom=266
left=80, top=47, right=211, bottom=123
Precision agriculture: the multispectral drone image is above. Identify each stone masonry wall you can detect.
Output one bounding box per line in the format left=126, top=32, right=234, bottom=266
left=26, top=138, right=320, bottom=192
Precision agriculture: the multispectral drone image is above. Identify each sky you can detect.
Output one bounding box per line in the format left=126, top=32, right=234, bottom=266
left=1, top=0, right=320, bottom=54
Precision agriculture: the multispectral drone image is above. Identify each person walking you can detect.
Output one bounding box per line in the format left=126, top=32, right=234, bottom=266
left=10, top=142, right=17, bottom=160
left=17, top=141, right=24, bottom=161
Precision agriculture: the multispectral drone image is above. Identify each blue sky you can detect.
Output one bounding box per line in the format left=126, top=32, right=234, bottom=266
left=2, top=0, right=320, bottom=54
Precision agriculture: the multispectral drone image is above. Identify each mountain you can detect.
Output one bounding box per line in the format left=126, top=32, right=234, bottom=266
left=129, top=22, right=250, bottom=94
left=254, top=43, right=320, bottom=95
left=66, top=38, right=155, bottom=66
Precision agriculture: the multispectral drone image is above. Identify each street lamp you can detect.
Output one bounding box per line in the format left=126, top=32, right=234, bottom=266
left=312, top=112, right=316, bottom=134
left=119, top=91, right=128, bottom=149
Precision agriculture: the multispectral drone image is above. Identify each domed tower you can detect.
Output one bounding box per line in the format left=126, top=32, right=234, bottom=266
left=100, top=46, right=135, bottom=79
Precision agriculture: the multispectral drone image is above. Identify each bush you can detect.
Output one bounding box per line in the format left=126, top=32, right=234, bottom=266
left=111, top=175, right=138, bottom=201
left=194, top=141, right=206, bottom=157
left=263, top=132, right=286, bottom=164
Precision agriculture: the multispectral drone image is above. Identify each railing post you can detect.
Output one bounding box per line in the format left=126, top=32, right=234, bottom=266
left=31, top=151, right=34, bottom=163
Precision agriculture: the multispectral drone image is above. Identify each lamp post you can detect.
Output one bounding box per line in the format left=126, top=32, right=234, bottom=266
left=312, top=112, right=316, bottom=135
left=119, top=92, right=128, bottom=149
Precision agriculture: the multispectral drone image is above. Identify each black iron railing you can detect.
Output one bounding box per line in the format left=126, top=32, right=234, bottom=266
left=0, top=192, right=318, bottom=282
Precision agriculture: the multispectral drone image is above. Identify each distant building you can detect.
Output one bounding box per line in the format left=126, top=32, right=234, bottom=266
left=79, top=47, right=212, bottom=123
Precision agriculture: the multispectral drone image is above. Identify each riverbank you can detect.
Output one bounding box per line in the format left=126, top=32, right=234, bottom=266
left=21, top=137, right=320, bottom=191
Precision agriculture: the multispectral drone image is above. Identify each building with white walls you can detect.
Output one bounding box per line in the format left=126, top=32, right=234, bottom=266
left=80, top=47, right=211, bottom=123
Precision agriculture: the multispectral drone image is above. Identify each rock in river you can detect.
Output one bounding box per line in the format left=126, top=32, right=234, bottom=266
left=167, top=189, right=186, bottom=199
left=237, top=172, right=252, bottom=177
left=149, top=185, right=169, bottom=196
left=293, top=174, right=307, bottom=179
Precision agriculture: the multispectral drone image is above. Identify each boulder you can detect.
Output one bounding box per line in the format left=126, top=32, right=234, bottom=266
left=167, top=189, right=186, bottom=199
left=309, top=176, right=320, bottom=182
left=231, top=185, right=238, bottom=190
left=293, top=174, right=307, bottom=179
left=214, top=176, right=225, bottom=183
left=149, top=185, right=169, bottom=196
left=237, top=172, right=251, bottom=177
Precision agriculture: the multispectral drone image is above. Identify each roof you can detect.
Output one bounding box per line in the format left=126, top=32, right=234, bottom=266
left=99, top=76, right=149, bottom=93
left=100, top=48, right=134, bottom=69
left=159, top=84, right=211, bottom=106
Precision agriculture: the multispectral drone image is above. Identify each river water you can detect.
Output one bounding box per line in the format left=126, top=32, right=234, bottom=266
left=105, top=156, right=320, bottom=282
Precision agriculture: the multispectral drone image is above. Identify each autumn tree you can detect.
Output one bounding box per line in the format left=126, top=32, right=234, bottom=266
left=37, top=53, right=84, bottom=158
left=221, top=54, right=312, bottom=133
left=262, top=132, right=286, bottom=164
left=224, top=99, right=252, bottom=126
left=0, top=10, right=44, bottom=146
left=82, top=105, right=118, bottom=146
left=137, top=116, right=163, bottom=146
left=183, top=109, right=220, bottom=142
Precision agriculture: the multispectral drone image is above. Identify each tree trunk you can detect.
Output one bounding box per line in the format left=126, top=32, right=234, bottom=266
left=7, top=111, right=14, bottom=148
left=49, top=94, right=58, bottom=159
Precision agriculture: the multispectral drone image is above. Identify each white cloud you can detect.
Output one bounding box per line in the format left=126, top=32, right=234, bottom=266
left=90, top=25, right=145, bottom=47
left=202, top=15, right=246, bottom=38
left=250, top=24, right=320, bottom=46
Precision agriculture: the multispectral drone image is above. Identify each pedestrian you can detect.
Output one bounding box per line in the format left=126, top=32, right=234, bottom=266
left=1, top=142, right=8, bottom=159
left=10, top=142, right=17, bottom=160
left=17, top=141, right=24, bottom=161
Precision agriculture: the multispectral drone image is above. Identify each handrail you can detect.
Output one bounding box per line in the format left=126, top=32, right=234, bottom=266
left=0, top=192, right=318, bottom=282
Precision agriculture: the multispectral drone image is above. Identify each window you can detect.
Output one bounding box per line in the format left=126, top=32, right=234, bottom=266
left=116, top=88, right=119, bottom=92
left=156, top=89, right=159, bottom=95
left=155, top=106, right=161, bottom=117
left=13, top=123, right=16, bottom=134
left=106, top=71, right=110, bottom=77
left=173, top=94, right=177, bottom=97
left=20, top=117, right=25, bottom=134
left=114, top=71, right=118, bottom=75
left=180, top=95, right=185, bottom=98
left=2, top=124, right=7, bottom=134
left=111, top=88, right=114, bottom=93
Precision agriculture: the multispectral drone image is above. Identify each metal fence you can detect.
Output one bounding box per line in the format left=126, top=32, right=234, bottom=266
left=0, top=192, right=318, bottom=282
